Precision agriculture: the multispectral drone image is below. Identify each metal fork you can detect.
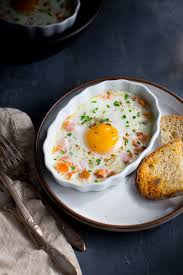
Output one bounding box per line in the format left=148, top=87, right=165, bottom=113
left=0, top=133, right=85, bottom=251
left=0, top=134, right=77, bottom=275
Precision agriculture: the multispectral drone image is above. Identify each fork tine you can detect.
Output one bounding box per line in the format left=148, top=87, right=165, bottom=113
left=0, top=158, right=8, bottom=170
left=0, top=134, right=24, bottom=162
left=1, top=147, right=14, bottom=168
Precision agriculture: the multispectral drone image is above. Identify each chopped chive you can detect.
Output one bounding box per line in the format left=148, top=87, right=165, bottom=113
left=127, top=149, right=131, bottom=153
left=124, top=94, right=129, bottom=100
left=133, top=129, right=136, bottom=132
left=107, top=104, right=110, bottom=108
left=101, top=118, right=110, bottom=122
left=91, top=100, right=97, bottom=103
left=133, top=116, right=136, bottom=119
left=114, top=101, right=121, bottom=107
left=129, top=110, right=132, bottom=112
left=71, top=166, right=76, bottom=171
left=125, top=140, right=129, bottom=145
left=95, top=180, right=99, bottom=183
left=126, top=100, right=130, bottom=104
left=121, top=115, right=126, bottom=119
left=61, top=150, right=65, bottom=154
left=96, top=159, right=101, bottom=165
left=81, top=115, right=92, bottom=124
left=67, top=133, right=72, bottom=136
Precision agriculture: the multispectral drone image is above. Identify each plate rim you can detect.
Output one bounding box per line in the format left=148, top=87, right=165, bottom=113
left=35, top=76, right=183, bottom=231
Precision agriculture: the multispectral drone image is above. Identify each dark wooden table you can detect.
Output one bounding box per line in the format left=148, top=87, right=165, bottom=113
left=0, top=1, right=183, bottom=274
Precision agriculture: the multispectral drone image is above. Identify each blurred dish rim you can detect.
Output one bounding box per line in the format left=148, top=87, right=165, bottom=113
left=0, top=0, right=81, bottom=37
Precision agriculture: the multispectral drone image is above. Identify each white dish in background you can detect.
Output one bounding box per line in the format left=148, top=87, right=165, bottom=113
left=36, top=78, right=183, bottom=231
left=0, top=0, right=80, bottom=37
left=43, top=80, right=160, bottom=192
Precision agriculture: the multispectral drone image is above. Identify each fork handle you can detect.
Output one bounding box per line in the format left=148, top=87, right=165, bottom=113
left=0, top=172, right=43, bottom=236
left=0, top=172, right=77, bottom=275
left=30, top=171, right=86, bottom=252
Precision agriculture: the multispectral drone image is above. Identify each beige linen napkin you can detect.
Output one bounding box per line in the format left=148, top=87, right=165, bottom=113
left=0, top=108, right=82, bottom=275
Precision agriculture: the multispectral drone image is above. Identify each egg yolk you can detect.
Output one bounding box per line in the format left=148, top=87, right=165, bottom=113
left=85, top=123, right=119, bottom=154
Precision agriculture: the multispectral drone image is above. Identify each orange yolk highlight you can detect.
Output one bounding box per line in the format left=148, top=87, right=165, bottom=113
left=85, top=123, right=119, bottom=154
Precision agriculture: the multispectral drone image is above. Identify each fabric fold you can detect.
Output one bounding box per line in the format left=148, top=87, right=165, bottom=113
left=0, top=108, right=82, bottom=275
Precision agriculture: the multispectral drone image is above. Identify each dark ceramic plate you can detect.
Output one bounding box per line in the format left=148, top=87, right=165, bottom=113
left=36, top=77, right=183, bottom=232
left=0, top=0, right=102, bottom=64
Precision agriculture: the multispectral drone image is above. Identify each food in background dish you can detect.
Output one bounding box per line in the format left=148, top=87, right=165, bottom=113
left=12, top=0, right=39, bottom=12
left=0, top=0, right=74, bottom=26
left=51, top=90, right=153, bottom=184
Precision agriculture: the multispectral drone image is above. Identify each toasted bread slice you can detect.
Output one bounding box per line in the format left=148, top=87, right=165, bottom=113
left=161, top=115, right=183, bottom=146
left=136, top=140, right=183, bottom=199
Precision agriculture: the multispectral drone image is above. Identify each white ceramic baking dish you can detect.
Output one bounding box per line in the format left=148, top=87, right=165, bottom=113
left=43, top=79, right=161, bottom=192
